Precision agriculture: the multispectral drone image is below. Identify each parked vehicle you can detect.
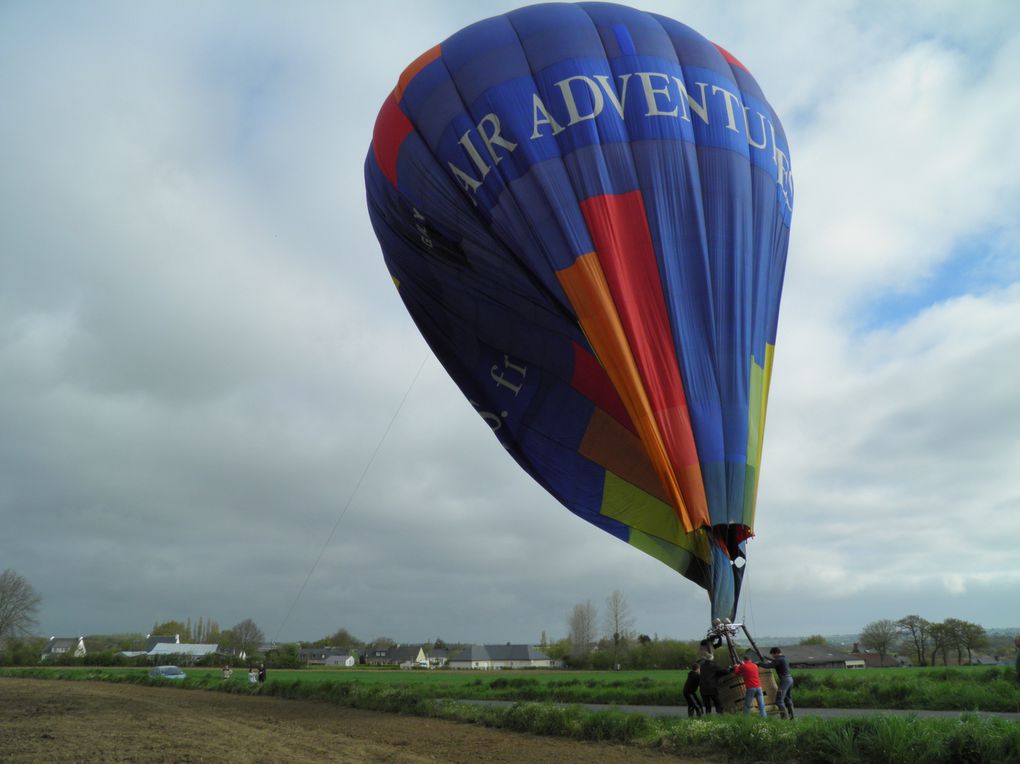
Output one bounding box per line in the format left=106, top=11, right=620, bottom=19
left=149, top=665, right=186, bottom=680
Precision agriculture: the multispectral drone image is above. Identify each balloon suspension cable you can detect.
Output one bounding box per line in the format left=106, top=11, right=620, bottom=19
left=272, top=352, right=431, bottom=644
left=708, top=618, right=766, bottom=665
left=740, top=553, right=755, bottom=636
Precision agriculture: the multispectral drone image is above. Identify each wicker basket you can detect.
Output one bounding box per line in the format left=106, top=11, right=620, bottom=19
left=717, top=667, right=779, bottom=715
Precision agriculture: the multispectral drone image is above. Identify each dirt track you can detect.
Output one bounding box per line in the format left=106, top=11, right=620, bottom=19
left=0, top=678, right=713, bottom=763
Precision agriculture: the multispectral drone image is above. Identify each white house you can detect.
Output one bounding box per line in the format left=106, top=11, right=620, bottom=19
left=41, top=636, right=86, bottom=660
left=324, top=653, right=356, bottom=667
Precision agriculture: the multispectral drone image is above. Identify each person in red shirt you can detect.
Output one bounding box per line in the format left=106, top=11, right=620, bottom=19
left=732, top=658, right=767, bottom=718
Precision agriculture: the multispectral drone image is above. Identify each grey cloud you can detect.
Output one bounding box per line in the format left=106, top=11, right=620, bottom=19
left=2, top=2, right=1018, bottom=648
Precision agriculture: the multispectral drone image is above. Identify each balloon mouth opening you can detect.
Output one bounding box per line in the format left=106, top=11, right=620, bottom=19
left=712, top=524, right=753, bottom=559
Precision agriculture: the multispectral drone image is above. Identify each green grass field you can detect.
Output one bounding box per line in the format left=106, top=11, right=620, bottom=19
left=5, top=664, right=1019, bottom=711
left=209, top=665, right=1020, bottom=711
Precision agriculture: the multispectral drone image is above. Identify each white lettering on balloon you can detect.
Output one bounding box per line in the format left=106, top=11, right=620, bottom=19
left=469, top=354, right=529, bottom=446
left=445, top=70, right=793, bottom=213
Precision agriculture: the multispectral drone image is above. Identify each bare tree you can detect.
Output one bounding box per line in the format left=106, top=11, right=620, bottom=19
left=567, top=600, right=597, bottom=659
left=192, top=617, right=220, bottom=644
left=604, top=590, right=635, bottom=669
left=0, top=570, right=41, bottom=643
left=859, top=619, right=899, bottom=665
left=228, top=619, right=265, bottom=656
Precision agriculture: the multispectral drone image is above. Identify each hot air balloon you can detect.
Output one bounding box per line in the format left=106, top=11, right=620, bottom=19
left=365, top=3, right=793, bottom=623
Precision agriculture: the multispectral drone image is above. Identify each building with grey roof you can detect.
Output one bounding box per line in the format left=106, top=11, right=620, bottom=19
left=447, top=644, right=559, bottom=670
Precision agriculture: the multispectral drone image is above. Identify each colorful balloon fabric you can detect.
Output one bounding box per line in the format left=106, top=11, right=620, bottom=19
left=365, top=3, right=793, bottom=621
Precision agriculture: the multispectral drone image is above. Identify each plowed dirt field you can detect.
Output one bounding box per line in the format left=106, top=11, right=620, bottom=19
left=0, top=678, right=714, bottom=763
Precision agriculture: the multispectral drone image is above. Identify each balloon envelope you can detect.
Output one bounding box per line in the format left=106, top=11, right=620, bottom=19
left=365, top=3, right=793, bottom=621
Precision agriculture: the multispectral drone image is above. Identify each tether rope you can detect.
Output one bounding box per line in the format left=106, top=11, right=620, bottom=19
left=272, top=352, right=431, bottom=643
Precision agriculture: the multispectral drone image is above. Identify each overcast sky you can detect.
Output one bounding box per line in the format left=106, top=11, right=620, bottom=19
left=2, top=1, right=1018, bottom=647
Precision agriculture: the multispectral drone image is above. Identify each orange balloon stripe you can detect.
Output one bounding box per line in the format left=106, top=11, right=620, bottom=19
left=578, top=191, right=709, bottom=528
left=557, top=250, right=703, bottom=533
left=394, top=44, right=442, bottom=103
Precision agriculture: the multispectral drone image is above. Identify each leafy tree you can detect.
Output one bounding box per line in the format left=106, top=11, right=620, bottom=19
left=266, top=642, right=302, bottom=668
left=328, top=628, right=363, bottom=651
left=799, top=634, right=828, bottom=646
left=859, top=619, right=899, bottom=665
left=0, top=636, right=45, bottom=665
left=928, top=622, right=950, bottom=665
left=628, top=638, right=698, bottom=670
left=896, top=615, right=931, bottom=666
left=957, top=620, right=988, bottom=664
left=542, top=637, right=571, bottom=661
left=0, top=570, right=42, bottom=643
left=151, top=620, right=191, bottom=642
left=567, top=600, right=597, bottom=661
left=941, top=618, right=985, bottom=665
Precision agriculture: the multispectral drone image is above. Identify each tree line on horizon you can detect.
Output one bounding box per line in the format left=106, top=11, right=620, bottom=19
left=2, top=570, right=1017, bottom=673
left=856, top=615, right=1006, bottom=667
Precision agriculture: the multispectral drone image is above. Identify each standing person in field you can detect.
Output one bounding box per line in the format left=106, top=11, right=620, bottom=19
left=732, top=658, right=767, bottom=718
left=763, top=647, right=794, bottom=719
left=682, top=663, right=704, bottom=717
left=258, top=663, right=267, bottom=683
left=697, top=658, right=728, bottom=714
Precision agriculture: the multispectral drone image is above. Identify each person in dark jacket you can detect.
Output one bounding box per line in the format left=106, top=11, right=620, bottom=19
left=697, top=658, right=728, bottom=714
left=763, top=647, right=794, bottom=719
left=682, top=663, right=704, bottom=717
left=698, top=632, right=723, bottom=661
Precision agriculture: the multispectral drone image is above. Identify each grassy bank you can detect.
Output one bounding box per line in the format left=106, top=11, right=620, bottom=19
left=792, top=665, right=1020, bottom=712
left=2, top=667, right=1018, bottom=763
